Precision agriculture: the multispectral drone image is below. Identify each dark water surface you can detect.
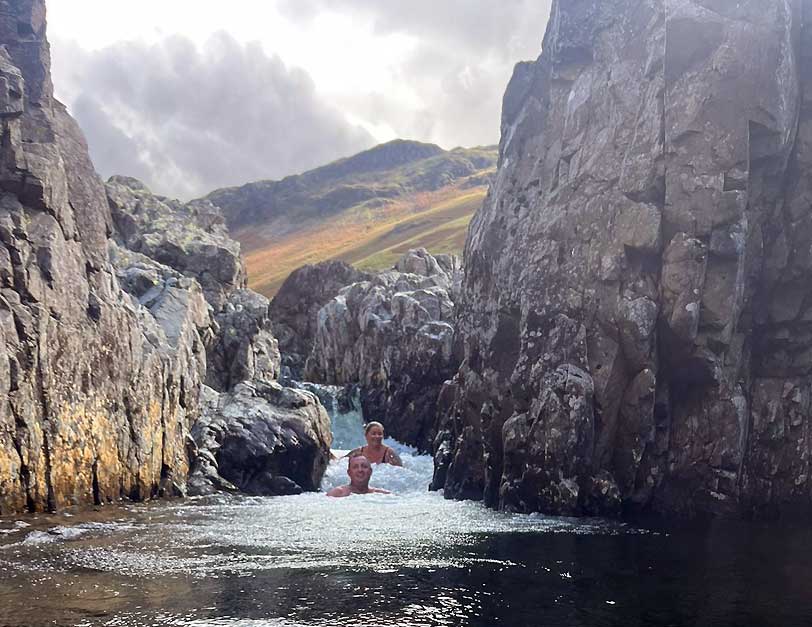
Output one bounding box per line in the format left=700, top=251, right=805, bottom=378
left=2, top=485, right=812, bottom=627
left=2, top=400, right=811, bottom=627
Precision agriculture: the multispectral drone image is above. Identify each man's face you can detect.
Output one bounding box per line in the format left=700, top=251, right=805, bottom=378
left=348, top=456, right=372, bottom=486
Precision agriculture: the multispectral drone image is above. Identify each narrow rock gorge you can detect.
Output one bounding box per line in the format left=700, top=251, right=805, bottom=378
left=435, top=0, right=812, bottom=519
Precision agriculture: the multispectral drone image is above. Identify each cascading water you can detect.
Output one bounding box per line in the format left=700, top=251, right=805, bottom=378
left=288, top=381, right=435, bottom=495
left=1, top=385, right=811, bottom=626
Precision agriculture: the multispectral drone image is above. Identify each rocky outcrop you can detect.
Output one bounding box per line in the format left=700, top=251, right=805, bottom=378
left=106, top=176, right=280, bottom=392
left=106, top=176, right=245, bottom=310
left=104, top=159, right=333, bottom=502
left=269, top=260, right=371, bottom=379
left=0, top=0, right=333, bottom=514
left=436, top=0, right=812, bottom=519
left=0, top=1, right=207, bottom=513
left=105, top=171, right=332, bottom=500
left=306, top=249, right=460, bottom=450
left=206, top=288, right=280, bottom=391
left=188, top=381, right=332, bottom=496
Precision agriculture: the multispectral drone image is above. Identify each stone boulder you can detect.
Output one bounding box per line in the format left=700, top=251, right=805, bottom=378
left=106, top=175, right=245, bottom=310
left=306, top=249, right=460, bottom=450
left=435, top=0, right=812, bottom=520
left=269, top=260, right=371, bottom=379
left=188, top=381, right=332, bottom=496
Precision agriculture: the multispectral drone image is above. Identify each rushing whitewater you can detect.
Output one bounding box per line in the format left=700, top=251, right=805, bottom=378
left=0, top=386, right=810, bottom=626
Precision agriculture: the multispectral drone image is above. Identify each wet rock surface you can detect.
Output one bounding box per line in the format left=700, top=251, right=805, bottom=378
left=269, top=260, right=370, bottom=380
left=306, top=249, right=460, bottom=451
left=436, top=0, right=812, bottom=519
left=188, top=381, right=332, bottom=496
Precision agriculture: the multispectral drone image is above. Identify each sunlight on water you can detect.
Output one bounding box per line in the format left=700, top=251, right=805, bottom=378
left=2, top=384, right=807, bottom=626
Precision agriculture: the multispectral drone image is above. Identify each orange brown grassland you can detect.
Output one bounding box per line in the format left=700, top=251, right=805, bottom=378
left=237, top=181, right=488, bottom=297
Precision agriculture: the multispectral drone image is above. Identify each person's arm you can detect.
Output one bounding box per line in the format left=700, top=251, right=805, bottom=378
left=326, top=486, right=350, bottom=497
left=386, top=447, right=403, bottom=467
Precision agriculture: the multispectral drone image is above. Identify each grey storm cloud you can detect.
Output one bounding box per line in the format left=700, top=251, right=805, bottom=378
left=51, top=33, right=375, bottom=199
left=279, top=0, right=551, bottom=149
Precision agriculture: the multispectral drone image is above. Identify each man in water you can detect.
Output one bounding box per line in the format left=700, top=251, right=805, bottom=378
left=326, top=455, right=391, bottom=497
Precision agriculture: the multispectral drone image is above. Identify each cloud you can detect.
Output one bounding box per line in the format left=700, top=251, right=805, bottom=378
left=279, top=0, right=549, bottom=58
left=51, top=33, right=375, bottom=199
left=278, top=0, right=552, bottom=149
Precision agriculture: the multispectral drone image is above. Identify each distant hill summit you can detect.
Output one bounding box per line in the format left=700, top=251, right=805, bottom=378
left=203, top=139, right=496, bottom=231
left=202, top=140, right=497, bottom=296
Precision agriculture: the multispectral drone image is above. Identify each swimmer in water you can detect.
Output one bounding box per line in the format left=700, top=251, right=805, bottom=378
left=346, top=421, right=403, bottom=466
left=326, top=455, right=391, bottom=497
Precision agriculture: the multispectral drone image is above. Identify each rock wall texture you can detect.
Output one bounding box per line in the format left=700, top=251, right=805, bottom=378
left=0, top=0, right=205, bottom=513
left=188, top=382, right=332, bottom=497
left=435, top=0, right=812, bottom=519
left=269, top=260, right=370, bottom=380
left=106, top=175, right=246, bottom=310
left=105, top=179, right=332, bottom=499
left=306, top=249, right=460, bottom=450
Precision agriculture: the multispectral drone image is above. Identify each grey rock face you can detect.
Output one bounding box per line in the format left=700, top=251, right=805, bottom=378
left=0, top=2, right=204, bottom=513
left=107, top=179, right=280, bottom=393
left=207, top=289, right=281, bottom=392
left=0, top=0, right=324, bottom=514
left=269, top=260, right=371, bottom=379
left=306, top=249, right=460, bottom=450
left=188, top=381, right=332, bottom=496
left=106, top=175, right=246, bottom=310
left=437, top=0, right=812, bottom=519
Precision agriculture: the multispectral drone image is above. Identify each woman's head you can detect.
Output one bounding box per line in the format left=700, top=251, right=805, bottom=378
left=364, top=421, right=385, bottom=446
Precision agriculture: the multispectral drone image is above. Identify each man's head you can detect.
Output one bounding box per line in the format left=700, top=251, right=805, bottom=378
left=347, top=455, right=373, bottom=488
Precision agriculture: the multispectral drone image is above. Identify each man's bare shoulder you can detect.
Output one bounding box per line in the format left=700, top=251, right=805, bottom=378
left=326, top=486, right=351, bottom=497
left=370, top=487, right=391, bottom=494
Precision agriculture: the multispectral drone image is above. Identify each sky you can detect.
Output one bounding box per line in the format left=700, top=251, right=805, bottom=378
left=47, top=1, right=551, bottom=199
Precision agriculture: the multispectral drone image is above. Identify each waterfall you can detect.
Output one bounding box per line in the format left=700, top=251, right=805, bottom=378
left=289, top=381, right=434, bottom=495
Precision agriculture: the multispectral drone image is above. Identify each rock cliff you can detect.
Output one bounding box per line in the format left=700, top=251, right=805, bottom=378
left=104, top=178, right=331, bottom=498
left=436, top=0, right=812, bottom=519
left=270, top=260, right=371, bottom=380
left=0, top=0, right=330, bottom=513
left=307, top=249, right=460, bottom=450
left=0, top=0, right=203, bottom=513
left=106, top=175, right=246, bottom=310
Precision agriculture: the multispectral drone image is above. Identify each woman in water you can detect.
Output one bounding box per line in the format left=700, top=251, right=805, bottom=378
left=347, top=421, right=403, bottom=466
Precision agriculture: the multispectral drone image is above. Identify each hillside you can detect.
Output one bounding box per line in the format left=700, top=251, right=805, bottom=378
left=203, top=140, right=497, bottom=295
